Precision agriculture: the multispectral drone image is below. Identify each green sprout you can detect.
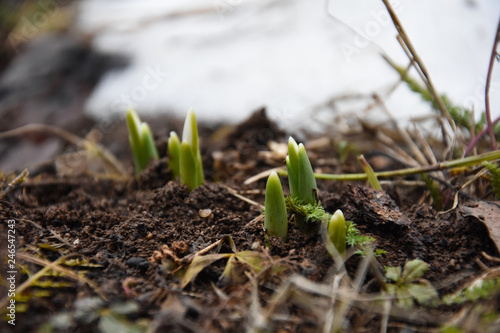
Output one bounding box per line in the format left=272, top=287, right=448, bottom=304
left=358, top=154, right=382, bottom=191
left=286, top=137, right=318, bottom=233
left=384, top=259, right=438, bottom=308
left=167, top=131, right=181, bottom=180
left=286, top=137, right=317, bottom=205
left=327, top=209, right=346, bottom=256
left=167, top=108, right=204, bottom=191
left=264, top=171, right=288, bottom=242
left=126, top=109, right=159, bottom=177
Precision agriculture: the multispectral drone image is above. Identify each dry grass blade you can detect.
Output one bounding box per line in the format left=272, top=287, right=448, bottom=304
left=400, top=127, right=429, bottom=167
left=328, top=249, right=373, bottom=332
left=179, top=236, right=237, bottom=266
left=380, top=0, right=454, bottom=133
left=0, top=168, right=29, bottom=199
left=48, top=228, right=76, bottom=249
left=224, top=185, right=263, bottom=209
left=243, top=167, right=286, bottom=185
left=412, top=122, right=439, bottom=165
left=440, top=168, right=488, bottom=214
left=376, top=131, right=420, bottom=168
left=482, top=252, right=500, bottom=263
left=0, top=124, right=128, bottom=178
left=0, top=252, right=106, bottom=311
left=246, top=271, right=267, bottom=333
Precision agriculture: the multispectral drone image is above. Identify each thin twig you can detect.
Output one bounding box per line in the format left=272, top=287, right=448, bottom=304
left=484, top=16, right=500, bottom=151
left=381, top=0, right=454, bottom=132
left=465, top=115, right=500, bottom=155
left=224, top=185, right=263, bottom=209
left=0, top=168, right=29, bottom=199
left=0, top=124, right=128, bottom=177
left=278, top=149, right=500, bottom=181
left=0, top=253, right=106, bottom=311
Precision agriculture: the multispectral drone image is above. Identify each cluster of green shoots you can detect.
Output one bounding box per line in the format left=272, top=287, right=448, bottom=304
left=167, top=109, right=204, bottom=191
left=126, top=109, right=159, bottom=177
left=264, top=137, right=351, bottom=256
left=126, top=110, right=365, bottom=254
left=126, top=108, right=204, bottom=191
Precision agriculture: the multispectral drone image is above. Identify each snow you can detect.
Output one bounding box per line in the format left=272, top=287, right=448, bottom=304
left=76, top=0, right=500, bottom=131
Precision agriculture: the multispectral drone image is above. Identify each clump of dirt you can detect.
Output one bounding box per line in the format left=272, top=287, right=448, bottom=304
left=0, top=109, right=499, bottom=332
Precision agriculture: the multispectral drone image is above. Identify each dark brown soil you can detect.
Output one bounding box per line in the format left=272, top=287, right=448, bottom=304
left=1, top=109, right=499, bottom=332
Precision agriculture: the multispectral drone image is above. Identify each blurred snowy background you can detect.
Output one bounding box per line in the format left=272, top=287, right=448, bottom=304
left=1, top=0, right=500, bottom=132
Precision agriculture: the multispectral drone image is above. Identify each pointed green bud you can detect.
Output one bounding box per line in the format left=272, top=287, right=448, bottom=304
left=182, top=108, right=199, bottom=156
left=168, top=131, right=181, bottom=180
left=286, top=156, right=298, bottom=199
left=180, top=141, right=198, bottom=191
left=140, top=123, right=159, bottom=161
left=264, top=171, right=288, bottom=242
left=297, top=143, right=317, bottom=204
left=126, top=109, right=159, bottom=177
left=328, top=210, right=346, bottom=256
left=286, top=136, right=317, bottom=205
left=126, top=109, right=141, bottom=147
left=288, top=137, right=299, bottom=167
left=179, top=108, right=204, bottom=190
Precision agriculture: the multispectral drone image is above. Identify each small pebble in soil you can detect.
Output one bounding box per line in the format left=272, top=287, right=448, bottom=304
left=199, top=208, right=213, bottom=219
left=126, top=257, right=150, bottom=272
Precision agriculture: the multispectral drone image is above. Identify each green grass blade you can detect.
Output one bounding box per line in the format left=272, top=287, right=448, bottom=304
left=312, top=150, right=500, bottom=181
left=358, top=154, right=382, bottom=190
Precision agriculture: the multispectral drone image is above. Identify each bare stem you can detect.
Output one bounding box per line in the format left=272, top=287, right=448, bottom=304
left=380, top=0, right=455, bottom=134
left=465, top=115, right=500, bottom=156
left=484, top=16, right=500, bottom=151
left=0, top=123, right=127, bottom=177
left=274, top=150, right=500, bottom=181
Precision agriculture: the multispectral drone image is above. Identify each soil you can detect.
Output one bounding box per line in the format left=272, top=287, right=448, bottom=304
left=1, top=108, right=499, bottom=333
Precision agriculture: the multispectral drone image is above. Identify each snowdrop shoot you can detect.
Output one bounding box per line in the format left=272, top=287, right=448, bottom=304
left=286, top=137, right=317, bottom=205
left=328, top=209, right=347, bottom=256
left=168, top=108, right=204, bottom=191
left=126, top=109, right=159, bottom=177
left=264, top=171, right=288, bottom=242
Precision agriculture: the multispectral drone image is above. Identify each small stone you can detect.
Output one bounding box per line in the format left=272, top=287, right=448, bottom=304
left=126, top=257, right=150, bottom=272
left=199, top=209, right=213, bottom=218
